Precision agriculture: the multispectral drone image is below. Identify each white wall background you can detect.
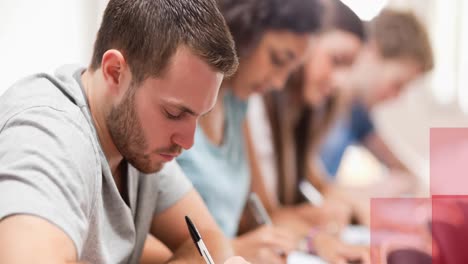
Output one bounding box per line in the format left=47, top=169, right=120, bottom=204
left=0, top=0, right=106, bottom=94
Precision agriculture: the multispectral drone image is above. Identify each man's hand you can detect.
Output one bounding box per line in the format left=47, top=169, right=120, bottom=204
left=151, top=190, right=234, bottom=263
left=294, top=201, right=351, bottom=233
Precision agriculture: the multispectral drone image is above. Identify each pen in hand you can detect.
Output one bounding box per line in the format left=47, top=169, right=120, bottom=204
left=247, top=192, right=287, bottom=258
left=248, top=192, right=273, bottom=226
left=185, top=215, right=216, bottom=264
left=299, top=180, right=324, bottom=207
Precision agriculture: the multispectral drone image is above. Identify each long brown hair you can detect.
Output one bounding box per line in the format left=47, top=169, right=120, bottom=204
left=264, top=0, right=364, bottom=205
left=265, top=72, right=343, bottom=205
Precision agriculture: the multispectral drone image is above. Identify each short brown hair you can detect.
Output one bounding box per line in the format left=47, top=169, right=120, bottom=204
left=90, top=0, right=238, bottom=84
left=370, top=9, right=434, bottom=72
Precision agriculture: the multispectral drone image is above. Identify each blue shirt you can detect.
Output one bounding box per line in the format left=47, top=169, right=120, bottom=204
left=320, top=101, right=375, bottom=177
left=177, top=90, right=249, bottom=237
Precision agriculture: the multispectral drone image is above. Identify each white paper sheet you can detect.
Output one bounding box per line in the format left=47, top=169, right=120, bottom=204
left=288, top=225, right=370, bottom=264
left=288, top=252, right=328, bottom=264
left=341, top=225, right=370, bottom=245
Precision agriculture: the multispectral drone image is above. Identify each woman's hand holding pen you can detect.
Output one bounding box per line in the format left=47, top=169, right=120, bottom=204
left=232, top=225, right=296, bottom=264
left=294, top=201, right=351, bottom=233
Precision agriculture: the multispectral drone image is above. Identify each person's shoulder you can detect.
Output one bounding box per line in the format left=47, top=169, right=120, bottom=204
left=0, top=91, right=93, bottom=149
left=1, top=66, right=95, bottom=137
left=224, top=89, right=249, bottom=117
left=0, top=104, right=102, bottom=205
left=1, top=65, right=87, bottom=119
left=0, top=73, right=100, bottom=179
left=1, top=73, right=83, bottom=122
left=2, top=102, right=98, bottom=161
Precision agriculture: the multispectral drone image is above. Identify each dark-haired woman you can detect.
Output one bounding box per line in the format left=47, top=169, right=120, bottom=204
left=246, top=0, right=370, bottom=262
left=176, top=0, right=323, bottom=262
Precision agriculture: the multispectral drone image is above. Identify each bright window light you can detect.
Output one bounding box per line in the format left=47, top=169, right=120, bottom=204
left=431, top=0, right=458, bottom=106
left=0, top=0, right=101, bottom=96
left=339, top=0, right=389, bottom=21
left=458, top=0, right=468, bottom=114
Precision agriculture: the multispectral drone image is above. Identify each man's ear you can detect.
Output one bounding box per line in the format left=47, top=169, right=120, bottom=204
left=100, top=49, right=130, bottom=96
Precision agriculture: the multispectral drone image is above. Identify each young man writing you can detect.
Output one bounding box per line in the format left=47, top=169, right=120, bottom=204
left=0, top=0, right=248, bottom=263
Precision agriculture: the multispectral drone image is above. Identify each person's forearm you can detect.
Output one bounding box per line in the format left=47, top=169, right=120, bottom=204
left=166, top=230, right=233, bottom=264
left=363, top=133, right=412, bottom=174
left=140, top=235, right=172, bottom=264
left=273, top=208, right=310, bottom=235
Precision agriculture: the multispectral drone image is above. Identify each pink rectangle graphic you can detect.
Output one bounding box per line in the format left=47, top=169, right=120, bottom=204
left=369, top=128, right=468, bottom=263
left=430, top=128, right=468, bottom=196
left=370, top=198, right=431, bottom=264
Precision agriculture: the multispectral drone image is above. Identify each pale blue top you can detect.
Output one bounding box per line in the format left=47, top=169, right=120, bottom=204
left=177, top=90, right=249, bottom=237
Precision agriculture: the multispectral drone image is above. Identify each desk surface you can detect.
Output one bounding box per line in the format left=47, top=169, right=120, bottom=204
left=288, top=226, right=370, bottom=264
left=288, top=252, right=327, bottom=264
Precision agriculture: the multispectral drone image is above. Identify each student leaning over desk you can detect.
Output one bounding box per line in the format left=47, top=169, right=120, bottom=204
left=322, top=10, right=434, bottom=263
left=176, top=0, right=322, bottom=263
left=0, top=0, right=250, bottom=263
left=319, top=9, right=434, bottom=224
left=246, top=0, right=370, bottom=263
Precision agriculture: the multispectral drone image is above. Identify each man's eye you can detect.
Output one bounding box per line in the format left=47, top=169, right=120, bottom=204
left=164, top=109, right=182, bottom=120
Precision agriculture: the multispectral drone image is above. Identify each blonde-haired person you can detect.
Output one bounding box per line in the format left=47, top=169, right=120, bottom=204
left=320, top=9, right=434, bottom=223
